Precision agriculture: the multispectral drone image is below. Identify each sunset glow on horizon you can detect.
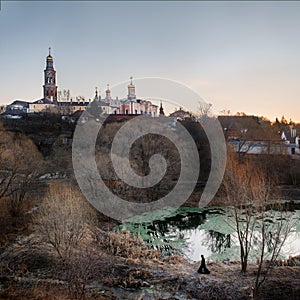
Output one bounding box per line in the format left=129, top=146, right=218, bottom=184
left=1, top=1, right=300, bottom=122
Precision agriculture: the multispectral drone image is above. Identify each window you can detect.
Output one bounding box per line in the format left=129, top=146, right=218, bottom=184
left=125, top=109, right=128, bottom=115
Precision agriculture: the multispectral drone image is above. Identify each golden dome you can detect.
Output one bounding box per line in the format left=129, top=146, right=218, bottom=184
left=47, top=55, right=53, bottom=61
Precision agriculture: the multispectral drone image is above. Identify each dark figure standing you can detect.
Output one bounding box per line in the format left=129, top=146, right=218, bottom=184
left=197, top=255, right=210, bottom=274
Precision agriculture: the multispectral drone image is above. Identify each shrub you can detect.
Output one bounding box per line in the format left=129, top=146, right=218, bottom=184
left=36, top=183, right=97, bottom=260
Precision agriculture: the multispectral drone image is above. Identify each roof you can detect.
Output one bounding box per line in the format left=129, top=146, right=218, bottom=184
left=71, top=102, right=89, bottom=107
left=104, top=114, right=139, bottom=123
left=71, top=110, right=85, bottom=118
left=218, top=115, right=261, bottom=129
left=57, top=101, right=90, bottom=107
left=99, top=100, right=109, bottom=107
left=121, top=98, right=136, bottom=103
left=169, top=108, right=192, bottom=119
left=280, top=126, right=297, bottom=142
left=71, top=110, right=94, bottom=119
left=9, top=100, right=29, bottom=107
left=218, top=115, right=281, bottom=141
left=32, top=98, right=56, bottom=105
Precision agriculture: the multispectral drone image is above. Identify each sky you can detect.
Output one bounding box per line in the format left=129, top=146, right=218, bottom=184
left=1, top=1, right=300, bottom=121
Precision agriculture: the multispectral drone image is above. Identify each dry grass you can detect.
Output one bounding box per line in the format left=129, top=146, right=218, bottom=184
left=97, top=228, right=160, bottom=260
left=1, top=234, right=299, bottom=300
left=35, top=182, right=97, bottom=260
left=0, top=281, right=113, bottom=300
left=162, top=255, right=188, bottom=265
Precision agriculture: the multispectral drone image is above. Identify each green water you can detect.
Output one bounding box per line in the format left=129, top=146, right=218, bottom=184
left=122, top=205, right=300, bottom=262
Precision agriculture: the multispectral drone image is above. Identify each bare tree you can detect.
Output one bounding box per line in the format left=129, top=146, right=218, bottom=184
left=35, top=183, right=100, bottom=300
left=197, top=102, right=212, bottom=118
left=64, top=247, right=98, bottom=300
left=0, top=125, right=42, bottom=223
left=219, top=109, right=232, bottom=116
left=36, top=183, right=97, bottom=260
left=253, top=202, right=296, bottom=298
left=223, top=148, right=295, bottom=297
left=223, top=148, right=273, bottom=273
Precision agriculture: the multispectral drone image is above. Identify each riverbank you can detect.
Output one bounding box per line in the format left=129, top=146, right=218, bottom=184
left=1, top=229, right=299, bottom=300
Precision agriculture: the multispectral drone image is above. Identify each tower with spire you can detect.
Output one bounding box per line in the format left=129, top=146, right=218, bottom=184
left=127, top=76, right=136, bottom=100
left=105, top=84, right=111, bottom=101
left=159, top=101, right=165, bottom=116
left=94, top=87, right=100, bottom=101
left=43, top=47, right=57, bottom=101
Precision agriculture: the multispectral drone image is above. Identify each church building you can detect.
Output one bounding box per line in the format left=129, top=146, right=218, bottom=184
left=43, top=48, right=58, bottom=101
left=28, top=48, right=58, bottom=113
left=93, top=77, right=158, bottom=117
left=3, top=49, right=160, bottom=117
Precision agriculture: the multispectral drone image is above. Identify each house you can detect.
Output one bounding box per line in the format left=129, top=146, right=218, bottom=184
left=58, top=98, right=90, bottom=115
left=1, top=100, right=29, bottom=118
left=169, top=107, right=193, bottom=121
left=70, top=110, right=94, bottom=124
left=28, top=98, right=57, bottom=113
left=218, top=115, right=286, bottom=155
left=6, top=100, right=29, bottom=112
left=279, top=125, right=300, bottom=155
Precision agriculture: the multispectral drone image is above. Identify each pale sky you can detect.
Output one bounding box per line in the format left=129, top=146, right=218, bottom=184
left=1, top=1, right=300, bottom=121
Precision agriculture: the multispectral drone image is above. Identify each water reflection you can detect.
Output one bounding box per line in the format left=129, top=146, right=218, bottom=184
left=203, top=230, right=231, bottom=254
left=124, top=206, right=300, bottom=261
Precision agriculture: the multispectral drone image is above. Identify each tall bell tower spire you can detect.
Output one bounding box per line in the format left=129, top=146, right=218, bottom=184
left=127, top=76, right=136, bottom=100
left=105, top=84, right=112, bottom=101
left=43, top=48, right=58, bottom=101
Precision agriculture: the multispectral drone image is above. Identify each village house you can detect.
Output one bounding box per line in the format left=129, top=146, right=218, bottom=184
left=2, top=100, right=29, bottom=118
left=169, top=107, right=194, bottom=121
left=218, top=115, right=300, bottom=156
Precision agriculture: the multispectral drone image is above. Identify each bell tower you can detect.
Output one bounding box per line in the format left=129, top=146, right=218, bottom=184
left=43, top=47, right=57, bottom=101
left=105, top=84, right=112, bottom=101
left=127, top=76, right=136, bottom=100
